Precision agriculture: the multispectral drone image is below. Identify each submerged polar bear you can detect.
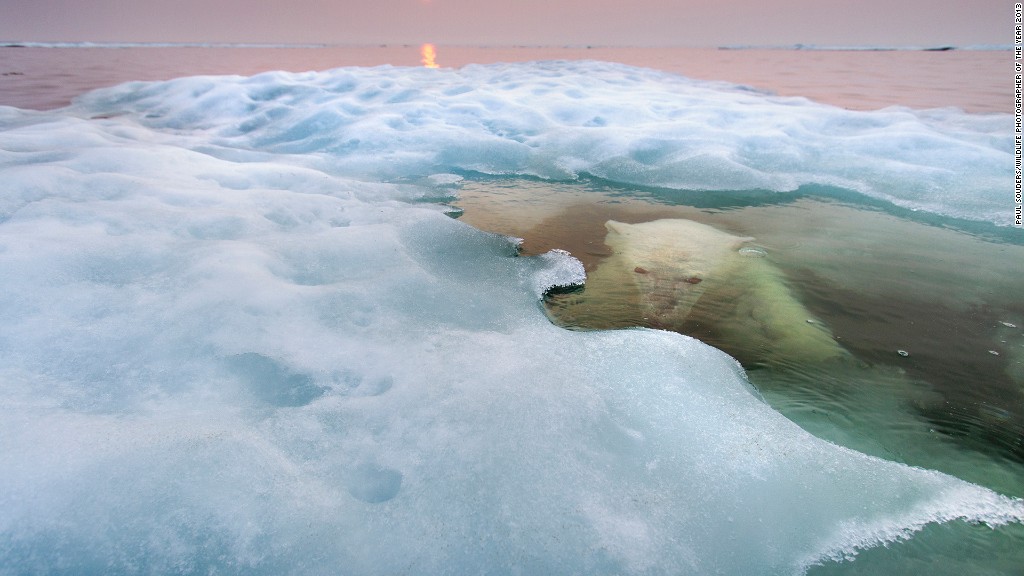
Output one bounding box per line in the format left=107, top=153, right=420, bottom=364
left=585, top=219, right=848, bottom=366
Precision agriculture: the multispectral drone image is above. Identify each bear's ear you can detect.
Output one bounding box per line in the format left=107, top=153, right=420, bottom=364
left=604, top=220, right=626, bottom=235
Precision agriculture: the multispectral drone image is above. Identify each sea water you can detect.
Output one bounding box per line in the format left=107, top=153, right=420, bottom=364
left=0, top=47, right=1019, bottom=575
left=0, top=44, right=1008, bottom=112
left=455, top=178, right=1024, bottom=496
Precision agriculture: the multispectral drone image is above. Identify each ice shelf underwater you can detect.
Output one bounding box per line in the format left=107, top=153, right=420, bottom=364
left=0, top=60, right=1019, bottom=575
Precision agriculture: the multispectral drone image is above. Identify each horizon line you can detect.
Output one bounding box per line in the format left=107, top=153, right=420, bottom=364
left=0, top=40, right=1013, bottom=52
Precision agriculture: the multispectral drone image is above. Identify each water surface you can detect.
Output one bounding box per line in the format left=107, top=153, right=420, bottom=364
left=0, top=45, right=1008, bottom=112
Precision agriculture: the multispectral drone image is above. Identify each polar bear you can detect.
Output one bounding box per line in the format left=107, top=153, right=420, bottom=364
left=585, top=219, right=848, bottom=366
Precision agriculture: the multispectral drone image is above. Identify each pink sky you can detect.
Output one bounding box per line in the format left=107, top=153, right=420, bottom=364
left=0, top=0, right=1008, bottom=47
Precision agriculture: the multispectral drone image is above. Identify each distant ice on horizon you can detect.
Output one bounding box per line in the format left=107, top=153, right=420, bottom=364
left=0, top=40, right=1013, bottom=51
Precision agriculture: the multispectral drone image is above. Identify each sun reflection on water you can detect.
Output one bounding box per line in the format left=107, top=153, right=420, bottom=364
left=420, top=43, right=439, bottom=68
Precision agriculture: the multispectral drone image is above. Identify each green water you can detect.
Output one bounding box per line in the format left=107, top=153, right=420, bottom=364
left=808, top=521, right=1024, bottom=576
left=452, top=177, right=1024, bottom=491
left=447, top=176, right=1024, bottom=571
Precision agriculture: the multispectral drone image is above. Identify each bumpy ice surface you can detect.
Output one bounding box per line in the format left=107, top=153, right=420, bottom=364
left=0, top=61, right=1019, bottom=575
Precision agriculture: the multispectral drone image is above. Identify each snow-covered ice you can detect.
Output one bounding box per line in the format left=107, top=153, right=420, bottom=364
left=0, top=61, right=1018, bottom=575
